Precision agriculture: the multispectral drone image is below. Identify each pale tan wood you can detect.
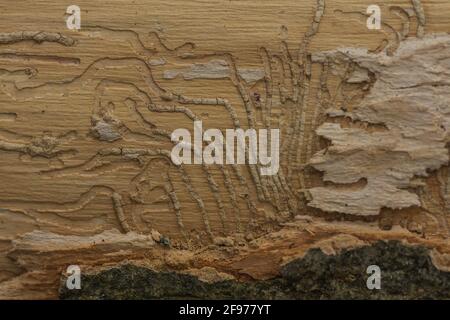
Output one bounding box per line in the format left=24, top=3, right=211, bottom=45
left=0, top=0, right=449, bottom=298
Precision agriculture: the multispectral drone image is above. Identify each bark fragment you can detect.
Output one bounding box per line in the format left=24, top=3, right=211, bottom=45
left=309, top=34, right=450, bottom=215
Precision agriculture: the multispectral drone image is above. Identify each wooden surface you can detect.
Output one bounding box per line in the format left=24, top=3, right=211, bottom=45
left=0, top=0, right=449, bottom=298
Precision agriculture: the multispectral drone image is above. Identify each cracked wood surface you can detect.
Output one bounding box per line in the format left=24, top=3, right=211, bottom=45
left=0, top=0, right=449, bottom=299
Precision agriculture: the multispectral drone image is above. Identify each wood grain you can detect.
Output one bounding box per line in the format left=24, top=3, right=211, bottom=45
left=0, top=0, right=449, bottom=299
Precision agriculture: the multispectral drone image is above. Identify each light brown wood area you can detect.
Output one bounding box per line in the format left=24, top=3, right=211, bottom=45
left=0, top=0, right=449, bottom=298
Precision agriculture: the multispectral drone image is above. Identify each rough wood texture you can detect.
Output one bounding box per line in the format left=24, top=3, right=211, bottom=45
left=0, top=0, right=449, bottom=299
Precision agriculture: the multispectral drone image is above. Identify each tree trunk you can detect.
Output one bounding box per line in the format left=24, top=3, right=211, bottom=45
left=0, top=0, right=449, bottom=299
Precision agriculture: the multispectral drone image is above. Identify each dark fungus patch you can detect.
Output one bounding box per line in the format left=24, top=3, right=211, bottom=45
left=60, top=241, right=450, bottom=300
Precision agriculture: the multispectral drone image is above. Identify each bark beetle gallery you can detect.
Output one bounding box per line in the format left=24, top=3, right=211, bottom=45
left=0, top=0, right=449, bottom=299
